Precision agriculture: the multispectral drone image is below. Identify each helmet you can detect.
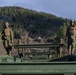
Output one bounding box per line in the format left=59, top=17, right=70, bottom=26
left=4, top=22, right=9, bottom=26
left=70, top=20, right=74, bottom=24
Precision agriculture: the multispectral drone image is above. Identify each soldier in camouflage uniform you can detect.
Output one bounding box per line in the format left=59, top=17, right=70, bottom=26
left=17, top=39, right=24, bottom=59
left=66, top=20, right=76, bottom=55
left=2, top=22, right=13, bottom=56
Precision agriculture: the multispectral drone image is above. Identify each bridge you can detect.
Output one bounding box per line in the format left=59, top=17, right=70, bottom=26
left=0, top=43, right=75, bottom=75
left=13, top=43, right=64, bottom=59
left=0, top=62, right=76, bottom=75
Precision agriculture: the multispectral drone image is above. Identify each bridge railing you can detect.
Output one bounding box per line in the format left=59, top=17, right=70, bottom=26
left=0, top=62, right=75, bottom=75
left=13, top=43, right=64, bottom=59
left=0, top=44, right=76, bottom=75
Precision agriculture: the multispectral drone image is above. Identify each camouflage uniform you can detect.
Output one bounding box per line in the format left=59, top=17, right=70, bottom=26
left=2, top=22, right=13, bottom=56
left=56, top=47, right=62, bottom=58
left=66, top=20, right=76, bottom=55
left=17, top=39, right=24, bottom=59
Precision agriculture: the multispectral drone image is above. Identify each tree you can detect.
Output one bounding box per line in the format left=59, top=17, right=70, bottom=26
left=55, top=21, right=69, bottom=42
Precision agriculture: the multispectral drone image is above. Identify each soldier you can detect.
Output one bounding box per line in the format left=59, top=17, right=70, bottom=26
left=17, top=39, right=24, bottom=59
left=66, top=20, right=76, bottom=55
left=1, top=22, right=13, bottom=56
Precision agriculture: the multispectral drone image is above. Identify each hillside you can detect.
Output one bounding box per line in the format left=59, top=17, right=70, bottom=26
left=0, top=6, right=67, bottom=39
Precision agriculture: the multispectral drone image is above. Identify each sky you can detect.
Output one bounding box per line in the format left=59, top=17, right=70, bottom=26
left=0, top=0, right=76, bottom=20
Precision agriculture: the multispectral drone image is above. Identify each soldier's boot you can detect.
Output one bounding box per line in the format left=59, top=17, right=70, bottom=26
left=9, top=51, right=12, bottom=56
left=7, top=50, right=10, bottom=56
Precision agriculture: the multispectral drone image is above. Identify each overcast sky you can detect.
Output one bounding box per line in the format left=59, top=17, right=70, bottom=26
left=0, top=0, right=76, bottom=20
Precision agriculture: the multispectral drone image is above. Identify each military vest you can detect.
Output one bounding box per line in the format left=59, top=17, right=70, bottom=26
left=68, top=26, right=76, bottom=38
left=4, top=28, right=11, bottom=36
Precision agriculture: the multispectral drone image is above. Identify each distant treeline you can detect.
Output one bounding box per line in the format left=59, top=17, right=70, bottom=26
left=0, top=6, right=70, bottom=39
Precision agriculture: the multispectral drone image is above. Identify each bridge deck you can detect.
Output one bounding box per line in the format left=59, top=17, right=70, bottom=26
left=0, top=55, right=75, bottom=75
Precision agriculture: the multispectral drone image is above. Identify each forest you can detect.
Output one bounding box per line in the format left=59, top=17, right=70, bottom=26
left=0, top=6, right=71, bottom=41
